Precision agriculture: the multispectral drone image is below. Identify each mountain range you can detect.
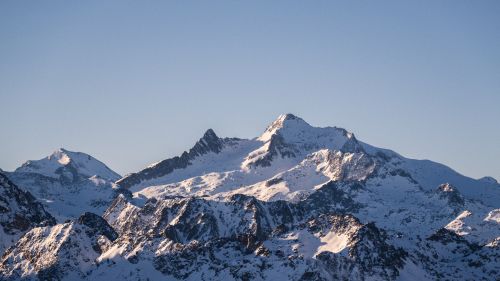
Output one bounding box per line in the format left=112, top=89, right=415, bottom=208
left=0, top=114, right=498, bottom=281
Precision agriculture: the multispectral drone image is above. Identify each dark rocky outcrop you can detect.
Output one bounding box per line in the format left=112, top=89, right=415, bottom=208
left=0, top=172, right=55, bottom=238
left=116, top=129, right=229, bottom=189
left=253, top=134, right=298, bottom=167
left=298, top=181, right=363, bottom=214
left=435, top=183, right=465, bottom=207
left=78, top=212, right=118, bottom=241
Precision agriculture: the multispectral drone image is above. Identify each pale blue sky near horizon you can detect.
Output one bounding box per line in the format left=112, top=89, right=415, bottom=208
left=1, top=1, right=499, bottom=180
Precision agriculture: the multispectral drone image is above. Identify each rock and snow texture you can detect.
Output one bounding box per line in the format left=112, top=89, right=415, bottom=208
left=129, top=114, right=500, bottom=208
left=0, top=212, right=117, bottom=281
left=4, top=149, right=121, bottom=221
left=0, top=191, right=408, bottom=281
left=0, top=172, right=55, bottom=254
left=1, top=113, right=499, bottom=280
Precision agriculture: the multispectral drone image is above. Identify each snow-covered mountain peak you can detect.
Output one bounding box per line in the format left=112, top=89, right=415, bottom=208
left=7, top=149, right=121, bottom=220
left=257, top=114, right=360, bottom=152
left=48, top=148, right=72, bottom=165
left=258, top=113, right=312, bottom=142
left=243, top=114, right=363, bottom=168
left=15, top=148, right=120, bottom=181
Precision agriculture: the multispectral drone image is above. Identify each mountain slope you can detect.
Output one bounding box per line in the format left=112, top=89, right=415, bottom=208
left=15, top=148, right=120, bottom=182
left=0, top=172, right=55, bottom=254
left=5, top=149, right=121, bottom=221
left=0, top=189, right=409, bottom=281
left=116, top=129, right=261, bottom=191
left=0, top=212, right=117, bottom=281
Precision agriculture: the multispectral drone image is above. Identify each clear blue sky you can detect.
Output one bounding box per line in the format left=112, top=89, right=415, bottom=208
left=1, top=1, right=499, bottom=180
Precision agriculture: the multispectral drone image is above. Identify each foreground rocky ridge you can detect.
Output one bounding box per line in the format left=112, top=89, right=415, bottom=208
left=0, top=173, right=55, bottom=254
left=0, top=212, right=117, bottom=281
left=1, top=185, right=410, bottom=281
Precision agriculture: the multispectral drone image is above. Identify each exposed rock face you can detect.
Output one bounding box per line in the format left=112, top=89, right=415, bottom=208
left=251, top=133, right=299, bottom=167
left=101, top=190, right=407, bottom=281
left=421, top=228, right=499, bottom=280
left=427, top=227, right=474, bottom=246
left=312, top=149, right=376, bottom=182
left=104, top=193, right=302, bottom=243
left=0, top=213, right=117, bottom=281
left=245, top=114, right=364, bottom=169
left=313, top=215, right=407, bottom=281
left=191, top=128, right=225, bottom=155
left=435, top=183, right=465, bottom=207
left=116, top=129, right=230, bottom=189
left=78, top=212, right=118, bottom=242
left=0, top=172, right=55, bottom=253
left=0, top=187, right=409, bottom=281
left=298, top=181, right=363, bottom=214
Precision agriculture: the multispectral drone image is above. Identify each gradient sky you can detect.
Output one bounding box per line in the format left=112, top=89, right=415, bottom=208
left=1, top=1, right=499, bottom=180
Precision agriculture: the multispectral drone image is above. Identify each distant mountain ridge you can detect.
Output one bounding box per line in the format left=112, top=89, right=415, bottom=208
left=16, top=148, right=120, bottom=182
left=5, top=148, right=122, bottom=220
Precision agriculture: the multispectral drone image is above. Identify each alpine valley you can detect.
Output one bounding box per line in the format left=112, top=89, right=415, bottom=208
left=0, top=114, right=499, bottom=281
